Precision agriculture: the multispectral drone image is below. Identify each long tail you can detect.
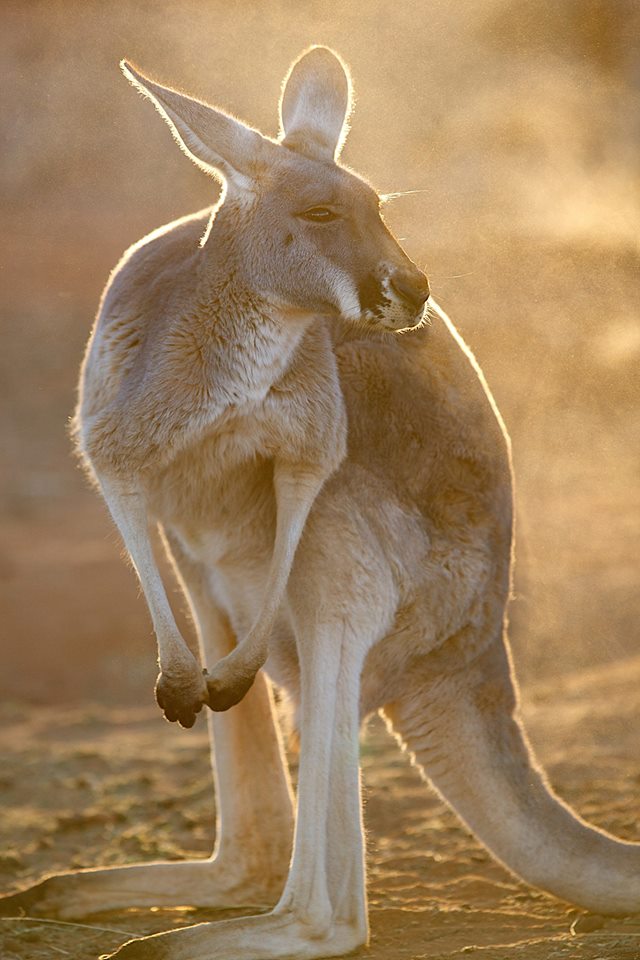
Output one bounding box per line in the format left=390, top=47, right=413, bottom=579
left=384, top=635, right=640, bottom=915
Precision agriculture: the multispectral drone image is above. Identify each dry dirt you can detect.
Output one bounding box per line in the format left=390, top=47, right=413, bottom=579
left=2, top=656, right=640, bottom=959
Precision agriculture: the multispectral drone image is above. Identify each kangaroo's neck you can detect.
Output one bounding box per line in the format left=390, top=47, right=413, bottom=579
left=185, top=206, right=315, bottom=402
left=212, top=299, right=311, bottom=404
left=179, top=258, right=312, bottom=411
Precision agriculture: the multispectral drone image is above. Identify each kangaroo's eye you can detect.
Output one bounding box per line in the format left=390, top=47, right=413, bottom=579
left=298, top=207, right=339, bottom=223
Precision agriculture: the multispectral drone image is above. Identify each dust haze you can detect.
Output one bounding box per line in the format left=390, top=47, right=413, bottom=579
left=0, top=2, right=639, bottom=956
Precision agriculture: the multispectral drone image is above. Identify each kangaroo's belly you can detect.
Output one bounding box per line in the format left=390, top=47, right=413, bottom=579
left=146, top=430, right=277, bottom=640
left=150, top=435, right=276, bottom=557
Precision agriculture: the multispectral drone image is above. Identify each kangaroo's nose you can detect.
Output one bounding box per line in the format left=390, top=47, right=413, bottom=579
left=389, top=272, right=430, bottom=310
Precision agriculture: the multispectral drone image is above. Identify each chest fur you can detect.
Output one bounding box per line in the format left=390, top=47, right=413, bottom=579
left=148, top=402, right=279, bottom=568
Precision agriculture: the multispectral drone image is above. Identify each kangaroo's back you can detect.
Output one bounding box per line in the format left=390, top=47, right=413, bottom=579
left=75, top=211, right=207, bottom=469
left=330, top=306, right=512, bottom=530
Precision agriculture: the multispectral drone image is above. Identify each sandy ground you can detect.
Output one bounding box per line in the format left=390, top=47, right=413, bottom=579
left=2, top=656, right=640, bottom=960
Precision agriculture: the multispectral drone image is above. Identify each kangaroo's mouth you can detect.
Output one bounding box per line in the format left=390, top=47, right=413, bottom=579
left=357, top=275, right=430, bottom=333
left=362, top=298, right=430, bottom=334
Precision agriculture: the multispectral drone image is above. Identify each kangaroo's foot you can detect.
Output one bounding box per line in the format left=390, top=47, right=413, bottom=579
left=105, top=909, right=366, bottom=960
left=0, top=856, right=286, bottom=920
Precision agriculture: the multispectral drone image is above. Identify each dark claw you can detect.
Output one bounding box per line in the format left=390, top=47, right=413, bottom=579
left=178, top=712, right=196, bottom=729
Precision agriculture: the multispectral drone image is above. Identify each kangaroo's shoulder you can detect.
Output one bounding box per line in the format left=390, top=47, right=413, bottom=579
left=99, top=208, right=212, bottom=321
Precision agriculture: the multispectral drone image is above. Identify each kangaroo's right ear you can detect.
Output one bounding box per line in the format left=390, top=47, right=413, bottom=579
left=279, top=46, right=353, bottom=161
left=121, top=61, right=276, bottom=189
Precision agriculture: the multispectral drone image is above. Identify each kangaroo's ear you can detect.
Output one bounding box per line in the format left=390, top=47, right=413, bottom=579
left=279, top=46, right=353, bottom=162
left=121, top=60, right=275, bottom=189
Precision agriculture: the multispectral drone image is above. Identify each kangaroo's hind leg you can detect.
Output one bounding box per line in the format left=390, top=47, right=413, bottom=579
left=102, top=506, right=392, bottom=959
left=384, top=628, right=640, bottom=916
left=0, top=534, right=294, bottom=920
left=165, top=531, right=295, bottom=899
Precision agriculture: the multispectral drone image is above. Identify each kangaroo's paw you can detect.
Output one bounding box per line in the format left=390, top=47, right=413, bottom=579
left=104, top=910, right=366, bottom=960
left=0, top=858, right=284, bottom=920
left=155, top=667, right=208, bottom=727
left=204, top=658, right=258, bottom=712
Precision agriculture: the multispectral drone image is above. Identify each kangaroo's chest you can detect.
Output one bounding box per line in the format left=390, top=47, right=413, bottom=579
left=148, top=407, right=278, bottom=571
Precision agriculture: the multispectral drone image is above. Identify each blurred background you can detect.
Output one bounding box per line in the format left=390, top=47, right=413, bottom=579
left=1, top=0, right=638, bottom=704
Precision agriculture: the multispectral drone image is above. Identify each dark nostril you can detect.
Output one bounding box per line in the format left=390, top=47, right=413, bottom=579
left=390, top=273, right=430, bottom=309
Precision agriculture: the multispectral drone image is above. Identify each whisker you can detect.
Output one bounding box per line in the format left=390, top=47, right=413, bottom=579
left=380, top=188, right=430, bottom=204
left=0, top=916, right=137, bottom=937
left=427, top=271, right=477, bottom=280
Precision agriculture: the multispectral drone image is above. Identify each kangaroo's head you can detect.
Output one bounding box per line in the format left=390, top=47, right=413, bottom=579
left=122, top=46, right=430, bottom=333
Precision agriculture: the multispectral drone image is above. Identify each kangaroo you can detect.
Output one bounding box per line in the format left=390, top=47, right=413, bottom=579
left=2, top=45, right=639, bottom=960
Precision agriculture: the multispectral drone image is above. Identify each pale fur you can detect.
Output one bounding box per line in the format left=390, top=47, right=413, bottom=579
left=2, top=44, right=639, bottom=960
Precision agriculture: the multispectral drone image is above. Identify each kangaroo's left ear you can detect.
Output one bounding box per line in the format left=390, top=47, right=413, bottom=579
left=121, top=60, right=277, bottom=190
left=279, top=46, right=353, bottom=162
